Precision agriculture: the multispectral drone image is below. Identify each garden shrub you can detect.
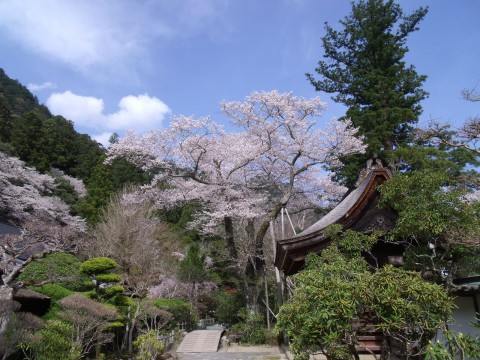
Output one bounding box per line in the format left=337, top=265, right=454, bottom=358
left=20, top=319, right=82, bottom=360
left=152, top=299, right=195, bottom=327
left=213, top=291, right=244, bottom=326
left=80, top=257, right=117, bottom=274
left=228, top=309, right=267, bottom=345
left=133, top=330, right=164, bottom=360
left=30, top=284, right=74, bottom=320
left=80, top=257, right=123, bottom=301
left=18, top=252, right=90, bottom=291
left=30, top=284, right=73, bottom=302
left=239, top=314, right=266, bottom=345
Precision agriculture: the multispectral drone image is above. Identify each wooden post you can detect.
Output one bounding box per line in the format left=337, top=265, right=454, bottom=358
left=270, top=221, right=283, bottom=308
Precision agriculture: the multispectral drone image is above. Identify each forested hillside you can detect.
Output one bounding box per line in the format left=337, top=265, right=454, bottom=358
left=0, top=68, right=150, bottom=224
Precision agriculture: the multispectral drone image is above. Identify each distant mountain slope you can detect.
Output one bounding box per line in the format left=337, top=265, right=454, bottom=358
left=0, top=68, right=51, bottom=119
left=0, top=68, right=105, bottom=180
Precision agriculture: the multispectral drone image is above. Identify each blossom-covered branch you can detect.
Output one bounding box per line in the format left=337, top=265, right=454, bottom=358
left=107, top=90, right=365, bottom=274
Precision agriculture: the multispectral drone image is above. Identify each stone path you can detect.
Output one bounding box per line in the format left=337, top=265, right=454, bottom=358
left=176, top=344, right=288, bottom=360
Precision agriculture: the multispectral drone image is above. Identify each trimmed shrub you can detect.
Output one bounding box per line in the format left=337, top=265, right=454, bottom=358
left=30, top=284, right=74, bottom=320
left=80, top=257, right=117, bottom=275
left=95, top=273, right=121, bottom=283
left=30, top=284, right=73, bottom=302
left=18, top=252, right=90, bottom=291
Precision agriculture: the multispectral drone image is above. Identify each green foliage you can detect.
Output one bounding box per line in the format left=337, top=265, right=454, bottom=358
left=80, top=257, right=118, bottom=275
left=51, top=174, right=80, bottom=207
left=11, top=112, right=50, bottom=171
left=152, top=299, right=195, bottom=325
left=75, top=160, right=115, bottom=224
left=0, top=95, right=13, bottom=143
left=425, top=327, right=480, bottom=360
left=19, top=252, right=90, bottom=291
left=178, top=243, right=208, bottom=285
left=277, top=230, right=453, bottom=360
left=369, top=266, right=452, bottom=346
left=30, top=284, right=73, bottom=302
left=390, top=144, right=479, bottom=177
left=41, top=116, right=79, bottom=172
left=75, top=157, right=150, bottom=225
left=235, top=310, right=267, bottom=345
left=325, top=224, right=378, bottom=259
left=379, top=171, right=480, bottom=282
left=95, top=273, right=122, bottom=283
left=213, top=291, right=245, bottom=326
left=307, top=0, right=428, bottom=184
left=80, top=257, right=123, bottom=302
left=30, top=284, right=74, bottom=320
left=20, top=320, right=82, bottom=360
left=133, top=330, right=164, bottom=360
left=0, top=68, right=51, bottom=119
left=103, top=285, right=124, bottom=297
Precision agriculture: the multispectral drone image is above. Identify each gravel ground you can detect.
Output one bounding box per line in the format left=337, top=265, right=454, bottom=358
left=175, top=344, right=288, bottom=360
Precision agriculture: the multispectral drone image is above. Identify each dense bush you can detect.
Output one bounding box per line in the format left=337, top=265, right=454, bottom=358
left=239, top=313, right=267, bottom=345
left=30, top=284, right=73, bottom=302
left=133, top=330, right=164, bottom=360
left=80, top=257, right=117, bottom=274
left=152, top=299, right=195, bottom=327
left=212, top=291, right=244, bottom=326
left=18, top=252, right=90, bottom=291
left=20, top=319, right=82, bottom=360
left=30, top=284, right=74, bottom=320
left=80, top=257, right=123, bottom=301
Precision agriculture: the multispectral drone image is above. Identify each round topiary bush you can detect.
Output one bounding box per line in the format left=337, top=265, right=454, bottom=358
left=80, top=257, right=118, bottom=275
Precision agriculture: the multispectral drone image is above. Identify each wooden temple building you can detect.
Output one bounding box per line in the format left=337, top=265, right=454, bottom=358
left=275, top=159, right=402, bottom=277
left=274, top=160, right=400, bottom=353
left=274, top=158, right=480, bottom=354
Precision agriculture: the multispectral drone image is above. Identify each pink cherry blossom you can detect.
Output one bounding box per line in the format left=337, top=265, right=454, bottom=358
left=107, top=91, right=365, bottom=267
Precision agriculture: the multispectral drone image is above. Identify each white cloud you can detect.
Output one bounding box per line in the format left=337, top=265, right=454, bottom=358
left=46, top=91, right=171, bottom=137
left=92, top=132, right=114, bottom=148
left=47, top=91, right=105, bottom=129
left=27, top=81, right=56, bottom=92
left=105, top=94, right=171, bottom=131
left=0, top=0, right=231, bottom=72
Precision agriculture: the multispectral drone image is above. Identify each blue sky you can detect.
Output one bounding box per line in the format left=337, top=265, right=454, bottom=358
left=0, top=0, right=479, bottom=146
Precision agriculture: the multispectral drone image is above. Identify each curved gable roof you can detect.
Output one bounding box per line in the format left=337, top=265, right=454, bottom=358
left=275, top=168, right=393, bottom=276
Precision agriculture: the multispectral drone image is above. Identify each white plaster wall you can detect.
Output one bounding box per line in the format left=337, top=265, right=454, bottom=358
left=449, top=295, right=480, bottom=337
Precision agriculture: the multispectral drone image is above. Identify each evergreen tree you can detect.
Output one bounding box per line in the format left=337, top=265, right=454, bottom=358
left=42, top=116, right=78, bottom=171
left=75, top=159, right=115, bottom=224
left=307, top=0, right=428, bottom=185
left=0, top=96, right=13, bottom=144
left=11, top=112, right=49, bottom=171
left=0, top=68, right=51, bottom=119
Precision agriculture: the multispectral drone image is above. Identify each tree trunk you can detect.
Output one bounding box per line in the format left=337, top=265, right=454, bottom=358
left=252, top=203, right=285, bottom=275
left=224, top=216, right=238, bottom=261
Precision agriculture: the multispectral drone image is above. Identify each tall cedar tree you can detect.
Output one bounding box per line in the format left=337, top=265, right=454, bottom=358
left=307, top=0, right=428, bottom=185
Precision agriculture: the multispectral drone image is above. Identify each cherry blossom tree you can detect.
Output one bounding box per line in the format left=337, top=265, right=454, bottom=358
left=107, top=91, right=365, bottom=275
left=0, top=152, right=86, bottom=284
left=0, top=152, right=86, bottom=228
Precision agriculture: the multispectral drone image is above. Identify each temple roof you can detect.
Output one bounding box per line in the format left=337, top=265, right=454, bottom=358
left=275, top=167, right=393, bottom=276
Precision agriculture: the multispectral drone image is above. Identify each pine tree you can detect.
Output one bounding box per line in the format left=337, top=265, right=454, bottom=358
left=307, top=0, right=428, bottom=185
